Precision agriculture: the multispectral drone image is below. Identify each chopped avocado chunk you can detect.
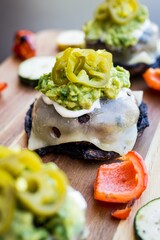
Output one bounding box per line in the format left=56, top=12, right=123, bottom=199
left=57, top=187, right=87, bottom=240
left=102, top=66, right=130, bottom=99
left=0, top=210, right=49, bottom=240
left=83, top=4, right=148, bottom=49
left=35, top=188, right=87, bottom=240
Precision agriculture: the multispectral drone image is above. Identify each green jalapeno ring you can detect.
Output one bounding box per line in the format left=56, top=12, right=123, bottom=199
left=108, top=0, right=139, bottom=25
left=52, top=48, right=73, bottom=86
left=16, top=163, right=68, bottom=217
left=65, top=48, right=113, bottom=88
left=0, top=146, right=14, bottom=158
left=0, top=148, right=42, bottom=177
left=17, top=149, right=42, bottom=172
left=95, top=1, right=109, bottom=21
left=0, top=168, right=15, bottom=234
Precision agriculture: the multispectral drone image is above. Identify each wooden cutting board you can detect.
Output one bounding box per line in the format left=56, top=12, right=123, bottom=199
left=0, top=30, right=160, bottom=240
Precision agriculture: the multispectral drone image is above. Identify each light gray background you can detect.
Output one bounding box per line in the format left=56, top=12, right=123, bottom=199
left=0, top=0, right=159, bottom=62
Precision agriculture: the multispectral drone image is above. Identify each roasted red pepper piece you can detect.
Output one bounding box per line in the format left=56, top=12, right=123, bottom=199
left=111, top=206, right=132, bottom=220
left=0, top=83, right=7, bottom=92
left=143, top=68, right=160, bottom=91
left=94, top=151, right=148, bottom=203
left=111, top=199, right=136, bottom=220
left=12, top=30, right=36, bottom=60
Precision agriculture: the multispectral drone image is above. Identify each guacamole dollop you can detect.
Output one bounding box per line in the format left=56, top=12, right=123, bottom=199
left=37, top=48, right=130, bottom=110
left=0, top=210, right=49, bottom=240
left=83, top=3, right=148, bottom=49
left=1, top=188, right=86, bottom=240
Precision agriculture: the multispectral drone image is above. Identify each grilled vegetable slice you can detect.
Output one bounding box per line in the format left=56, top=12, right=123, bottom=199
left=12, top=30, right=36, bottom=60
left=18, top=56, right=55, bottom=87
left=0, top=168, right=15, bottom=234
left=134, top=198, right=160, bottom=240
left=57, top=30, right=85, bottom=51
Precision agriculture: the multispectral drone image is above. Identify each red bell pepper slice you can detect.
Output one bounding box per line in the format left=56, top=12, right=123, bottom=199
left=111, top=199, right=136, bottom=220
left=94, top=151, right=148, bottom=204
left=111, top=206, right=132, bottom=220
left=143, top=68, right=160, bottom=91
left=0, top=83, right=7, bottom=92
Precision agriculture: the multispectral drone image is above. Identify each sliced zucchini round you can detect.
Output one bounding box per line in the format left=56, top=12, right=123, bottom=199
left=134, top=198, right=160, bottom=240
left=56, top=30, right=85, bottom=51
left=18, top=56, right=56, bottom=87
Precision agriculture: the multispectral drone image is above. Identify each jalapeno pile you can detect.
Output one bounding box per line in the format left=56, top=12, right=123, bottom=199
left=0, top=146, right=70, bottom=238
left=52, top=48, right=112, bottom=88
left=84, top=0, right=148, bottom=49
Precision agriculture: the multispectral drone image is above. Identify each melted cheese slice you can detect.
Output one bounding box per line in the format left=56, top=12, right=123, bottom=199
left=28, top=89, right=140, bottom=156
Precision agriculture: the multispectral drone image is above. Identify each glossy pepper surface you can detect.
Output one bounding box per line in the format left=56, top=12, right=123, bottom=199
left=143, top=68, right=160, bottom=91
left=12, top=30, right=36, bottom=60
left=0, top=83, right=7, bottom=93
left=94, top=151, right=148, bottom=203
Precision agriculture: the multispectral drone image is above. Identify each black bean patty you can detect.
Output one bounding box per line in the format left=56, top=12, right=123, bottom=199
left=25, top=102, right=149, bottom=161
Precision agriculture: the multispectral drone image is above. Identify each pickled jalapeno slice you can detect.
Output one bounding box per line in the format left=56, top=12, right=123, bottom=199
left=95, top=1, right=109, bottom=21
left=0, top=168, right=15, bottom=234
left=0, top=148, right=42, bottom=177
left=16, top=163, right=68, bottom=216
left=108, top=0, right=139, bottom=24
left=0, top=146, right=13, bottom=158
left=17, top=149, right=42, bottom=172
left=66, top=48, right=113, bottom=88
left=52, top=47, right=73, bottom=85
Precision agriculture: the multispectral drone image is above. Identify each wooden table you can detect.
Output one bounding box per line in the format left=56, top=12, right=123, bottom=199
left=0, top=30, right=160, bottom=240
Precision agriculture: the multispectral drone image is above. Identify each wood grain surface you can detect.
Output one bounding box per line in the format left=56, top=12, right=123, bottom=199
left=0, top=30, right=160, bottom=240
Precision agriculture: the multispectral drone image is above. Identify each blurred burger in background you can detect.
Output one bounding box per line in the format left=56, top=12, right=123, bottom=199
left=83, top=0, right=160, bottom=75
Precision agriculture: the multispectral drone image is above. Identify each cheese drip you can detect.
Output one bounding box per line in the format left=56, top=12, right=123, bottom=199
left=28, top=89, right=140, bottom=156
left=42, top=95, right=101, bottom=118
